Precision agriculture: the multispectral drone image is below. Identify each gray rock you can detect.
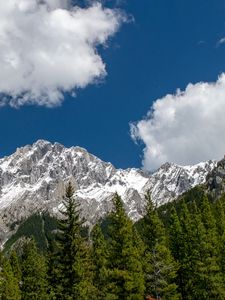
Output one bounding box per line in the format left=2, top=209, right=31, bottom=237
left=0, top=140, right=216, bottom=245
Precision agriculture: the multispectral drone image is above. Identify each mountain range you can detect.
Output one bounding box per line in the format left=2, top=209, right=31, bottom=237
left=0, top=140, right=217, bottom=244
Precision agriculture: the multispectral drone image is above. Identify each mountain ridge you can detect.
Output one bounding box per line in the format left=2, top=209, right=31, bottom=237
left=0, top=140, right=217, bottom=244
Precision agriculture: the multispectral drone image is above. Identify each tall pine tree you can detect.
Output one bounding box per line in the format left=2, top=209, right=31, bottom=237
left=52, top=182, right=95, bottom=300
left=0, top=257, right=21, bottom=300
left=168, top=205, right=185, bottom=299
left=215, top=197, right=225, bottom=278
left=141, top=191, right=179, bottom=300
left=107, top=193, right=145, bottom=299
left=91, top=223, right=109, bottom=299
left=197, top=196, right=225, bottom=299
left=10, top=250, right=22, bottom=284
left=21, top=238, right=49, bottom=300
left=169, top=198, right=225, bottom=299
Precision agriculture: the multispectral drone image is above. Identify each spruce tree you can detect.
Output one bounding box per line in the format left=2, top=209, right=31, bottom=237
left=47, top=238, right=61, bottom=299
left=141, top=191, right=179, bottom=300
left=172, top=198, right=225, bottom=299
left=200, top=195, right=218, bottom=245
left=189, top=200, right=214, bottom=299
left=53, top=182, right=95, bottom=300
left=21, top=238, right=49, bottom=300
left=179, top=200, right=198, bottom=299
left=168, top=205, right=186, bottom=299
left=107, top=193, right=145, bottom=299
left=175, top=200, right=209, bottom=299
left=197, top=196, right=225, bottom=299
left=10, top=250, right=22, bottom=284
left=91, top=223, right=109, bottom=299
left=0, top=258, right=21, bottom=300
left=215, top=198, right=225, bottom=277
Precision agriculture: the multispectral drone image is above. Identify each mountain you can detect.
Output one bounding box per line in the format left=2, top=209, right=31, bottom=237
left=0, top=140, right=216, bottom=244
left=206, top=157, right=225, bottom=198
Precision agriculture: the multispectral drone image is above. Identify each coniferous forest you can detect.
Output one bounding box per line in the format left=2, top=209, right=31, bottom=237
left=1, top=182, right=225, bottom=300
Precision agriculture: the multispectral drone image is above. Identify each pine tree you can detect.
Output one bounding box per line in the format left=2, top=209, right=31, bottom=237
left=179, top=200, right=199, bottom=299
left=215, top=198, right=225, bottom=277
left=0, top=258, right=21, bottom=300
left=200, top=195, right=218, bottom=245
left=10, top=250, right=22, bottom=283
left=107, top=193, right=145, bottom=299
left=197, top=196, right=225, bottom=299
left=171, top=198, right=225, bottom=299
left=21, top=238, right=49, bottom=300
left=91, top=223, right=109, bottom=299
left=52, top=182, right=95, bottom=300
left=189, top=200, right=213, bottom=299
left=168, top=205, right=186, bottom=299
left=142, top=191, right=179, bottom=300
left=47, top=238, right=61, bottom=299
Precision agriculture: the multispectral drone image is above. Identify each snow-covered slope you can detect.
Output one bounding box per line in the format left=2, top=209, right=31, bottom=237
left=0, top=140, right=216, bottom=242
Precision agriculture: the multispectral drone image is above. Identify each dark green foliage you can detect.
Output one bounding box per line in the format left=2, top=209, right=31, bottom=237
left=197, top=196, right=225, bottom=299
left=106, top=193, right=145, bottom=300
left=158, top=185, right=206, bottom=227
left=0, top=257, right=21, bottom=300
left=215, top=198, right=225, bottom=276
left=168, top=206, right=185, bottom=298
left=2, top=181, right=225, bottom=299
left=168, top=196, right=225, bottom=299
left=10, top=250, right=22, bottom=283
left=46, top=238, right=61, bottom=299
left=91, top=224, right=109, bottom=299
left=141, top=191, right=179, bottom=299
left=21, top=238, right=49, bottom=300
left=50, top=182, right=95, bottom=299
left=4, top=213, right=58, bottom=253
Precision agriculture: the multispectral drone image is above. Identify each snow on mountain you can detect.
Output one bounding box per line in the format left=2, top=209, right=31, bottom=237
left=0, top=140, right=217, bottom=243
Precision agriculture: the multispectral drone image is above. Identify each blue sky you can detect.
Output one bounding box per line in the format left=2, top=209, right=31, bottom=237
left=1, top=0, right=225, bottom=170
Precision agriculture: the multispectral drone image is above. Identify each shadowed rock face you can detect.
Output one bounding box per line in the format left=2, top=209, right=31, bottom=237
left=206, top=158, right=225, bottom=198
left=0, top=140, right=216, bottom=243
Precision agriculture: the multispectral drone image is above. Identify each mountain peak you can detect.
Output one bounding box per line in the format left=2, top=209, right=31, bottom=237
left=33, top=139, right=52, bottom=147
left=0, top=140, right=217, bottom=245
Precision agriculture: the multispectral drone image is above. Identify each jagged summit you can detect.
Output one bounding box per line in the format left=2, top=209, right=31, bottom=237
left=0, top=140, right=217, bottom=243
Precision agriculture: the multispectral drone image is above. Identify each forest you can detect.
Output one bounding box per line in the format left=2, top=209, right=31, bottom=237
left=1, top=182, right=225, bottom=300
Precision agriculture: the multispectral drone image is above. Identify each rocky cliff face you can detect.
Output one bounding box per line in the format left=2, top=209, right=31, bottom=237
left=206, top=158, right=225, bottom=198
left=0, top=140, right=216, bottom=243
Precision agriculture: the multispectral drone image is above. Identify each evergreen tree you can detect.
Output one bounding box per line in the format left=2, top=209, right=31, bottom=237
left=170, top=198, right=225, bottom=299
left=52, top=182, right=95, bottom=300
left=0, top=258, right=21, bottom=300
left=91, top=223, right=109, bottom=299
left=142, top=191, right=178, bottom=300
left=168, top=205, right=186, bottom=299
left=189, top=200, right=215, bottom=299
left=10, top=250, right=22, bottom=283
left=21, top=238, right=49, bottom=300
left=47, top=238, right=61, bottom=299
left=178, top=200, right=199, bottom=299
left=200, top=195, right=218, bottom=245
left=107, top=193, right=145, bottom=299
left=215, top=198, right=225, bottom=277
left=215, top=198, right=225, bottom=237
left=197, top=196, right=225, bottom=299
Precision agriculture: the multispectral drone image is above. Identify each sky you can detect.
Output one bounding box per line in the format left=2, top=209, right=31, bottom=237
left=1, top=0, right=225, bottom=171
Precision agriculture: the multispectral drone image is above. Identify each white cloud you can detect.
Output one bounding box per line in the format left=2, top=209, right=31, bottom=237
left=218, top=37, right=225, bottom=45
left=0, top=0, right=124, bottom=107
left=131, top=74, right=225, bottom=171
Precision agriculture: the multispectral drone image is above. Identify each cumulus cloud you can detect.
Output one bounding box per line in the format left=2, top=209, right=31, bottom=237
left=0, top=0, right=124, bottom=107
left=131, top=74, right=225, bottom=171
